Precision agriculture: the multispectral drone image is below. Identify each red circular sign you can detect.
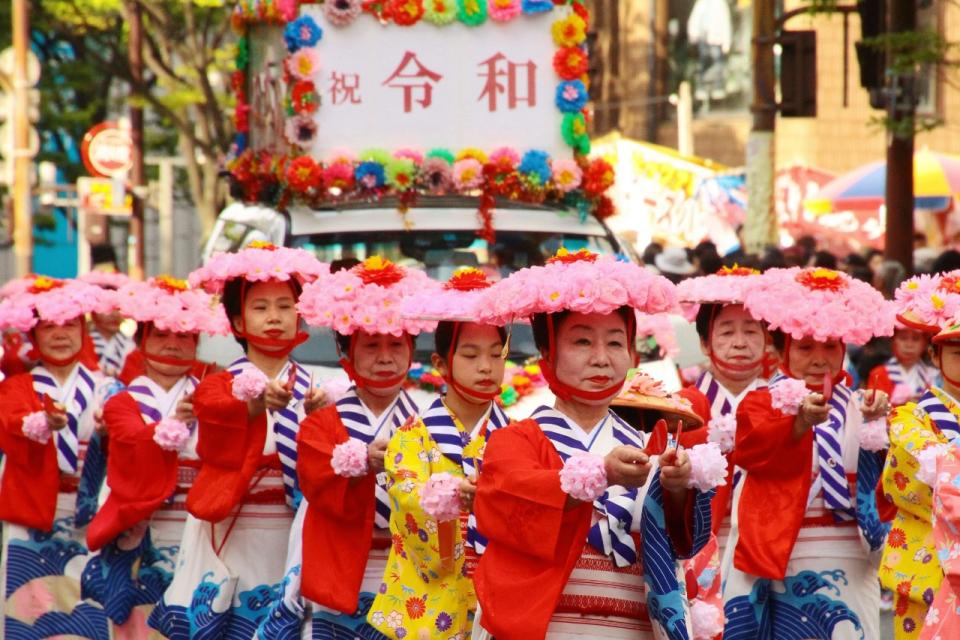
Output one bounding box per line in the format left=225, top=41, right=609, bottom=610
left=81, top=122, right=134, bottom=177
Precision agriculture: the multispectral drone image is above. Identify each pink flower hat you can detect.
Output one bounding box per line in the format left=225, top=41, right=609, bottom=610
left=0, top=276, right=112, bottom=332
left=298, top=256, right=440, bottom=390
left=473, top=248, right=679, bottom=402
left=893, top=272, right=960, bottom=333
left=400, top=266, right=499, bottom=323
left=677, top=265, right=763, bottom=320
left=742, top=267, right=894, bottom=345
left=115, top=275, right=231, bottom=336
left=188, top=240, right=329, bottom=294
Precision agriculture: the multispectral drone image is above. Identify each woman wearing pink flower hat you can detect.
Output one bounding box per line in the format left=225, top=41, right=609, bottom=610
left=148, top=241, right=327, bottom=638
left=81, top=275, right=229, bottom=636
left=345, top=266, right=512, bottom=639
left=878, top=273, right=960, bottom=639
left=0, top=276, right=119, bottom=638
left=259, top=256, right=436, bottom=640
left=724, top=267, right=893, bottom=640
left=676, top=265, right=769, bottom=639
left=79, top=270, right=136, bottom=376
left=469, top=248, right=716, bottom=640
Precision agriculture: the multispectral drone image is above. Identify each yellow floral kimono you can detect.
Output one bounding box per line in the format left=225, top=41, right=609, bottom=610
left=881, top=387, right=960, bottom=639
left=368, top=397, right=509, bottom=640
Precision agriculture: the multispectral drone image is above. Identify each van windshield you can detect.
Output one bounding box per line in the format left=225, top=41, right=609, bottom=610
left=289, top=228, right=621, bottom=366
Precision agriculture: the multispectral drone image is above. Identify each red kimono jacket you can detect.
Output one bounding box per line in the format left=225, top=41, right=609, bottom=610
left=297, top=405, right=378, bottom=614
left=86, top=391, right=179, bottom=550
left=731, top=388, right=814, bottom=579
left=473, top=419, right=696, bottom=640
left=185, top=371, right=271, bottom=523
left=0, top=373, right=62, bottom=531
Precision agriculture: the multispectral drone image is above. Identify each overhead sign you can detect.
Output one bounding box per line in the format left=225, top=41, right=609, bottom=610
left=78, top=177, right=132, bottom=216
left=248, top=6, right=567, bottom=158
left=81, top=122, right=134, bottom=178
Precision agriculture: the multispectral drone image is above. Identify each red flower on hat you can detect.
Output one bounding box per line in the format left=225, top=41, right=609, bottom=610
left=546, top=247, right=598, bottom=265
left=938, top=275, right=960, bottom=294
left=356, top=256, right=405, bottom=287
left=28, top=276, right=66, bottom=294
left=444, top=267, right=490, bottom=291
left=717, top=265, right=760, bottom=277
left=796, top=268, right=848, bottom=292
left=247, top=240, right=279, bottom=251
left=153, top=275, right=189, bottom=293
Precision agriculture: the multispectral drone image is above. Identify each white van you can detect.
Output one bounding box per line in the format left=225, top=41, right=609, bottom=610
left=199, top=197, right=680, bottom=416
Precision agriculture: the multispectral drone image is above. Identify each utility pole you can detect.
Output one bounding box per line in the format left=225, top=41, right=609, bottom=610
left=11, top=0, right=31, bottom=277
left=884, top=0, right=916, bottom=272
left=743, top=0, right=778, bottom=253
left=127, top=1, right=146, bottom=279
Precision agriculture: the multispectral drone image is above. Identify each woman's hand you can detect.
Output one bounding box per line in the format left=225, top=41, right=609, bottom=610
left=47, top=401, right=68, bottom=431
left=368, top=440, right=388, bottom=474
left=659, top=448, right=692, bottom=497
left=175, top=392, right=195, bottom=423
left=861, top=390, right=890, bottom=422
left=604, top=445, right=651, bottom=489
left=794, top=393, right=829, bottom=438
left=263, top=380, right=293, bottom=412
left=459, top=475, right=478, bottom=511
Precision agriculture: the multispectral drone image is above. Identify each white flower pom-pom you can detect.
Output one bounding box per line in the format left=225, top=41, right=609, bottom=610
left=153, top=418, right=191, bottom=452
left=858, top=418, right=889, bottom=452
left=916, top=444, right=949, bottom=487
left=686, top=442, right=729, bottom=492
left=769, top=378, right=810, bottom=416
left=559, top=453, right=608, bottom=502
left=231, top=368, right=269, bottom=402
left=331, top=438, right=369, bottom=477
left=22, top=411, right=51, bottom=444
left=707, top=413, right=737, bottom=453
left=690, top=601, right=724, bottom=640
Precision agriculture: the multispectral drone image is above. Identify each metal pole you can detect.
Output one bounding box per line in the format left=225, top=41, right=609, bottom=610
left=11, top=0, right=32, bottom=277
left=128, top=1, right=146, bottom=280
left=884, top=0, right=916, bottom=273
left=744, top=0, right=778, bottom=254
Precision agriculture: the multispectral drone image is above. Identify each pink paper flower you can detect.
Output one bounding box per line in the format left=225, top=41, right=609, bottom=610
left=153, top=418, right=191, bottom=452
left=323, top=0, right=363, bottom=26
left=394, top=148, right=424, bottom=164
left=690, top=601, right=724, bottom=640
left=707, top=412, right=737, bottom=454
left=22, top=411, right=51, bottom=444
left=635, top=313, right=679, bottom=358
left=287, top=48, right=321, bottom=81
left=488, top=147, right=520, bottom=169
left=769, top=378, right=810, bottom=416
left=452, top=158, right=484, bottom=190
left=488, top=0, right=521, bottom=21
left=420, top=472, right=463, bottom=522
left=686, top=442, right=728, bottom=491
left=232, top=368, right=269, bottom=402
left=331, top=438, right=369, bottom=477
left=677, top=268, right=762, bottom=306
left=859, top=418, right=889, bottom=452
left=559, top=453, right=608, bottom=502
left=320, top=379, right=352, bottom=405
left=916, top=444, right=948, bottom=487
left=890, top=384, right=913, bottom=407
left=552, top=159, right=583, bottom=193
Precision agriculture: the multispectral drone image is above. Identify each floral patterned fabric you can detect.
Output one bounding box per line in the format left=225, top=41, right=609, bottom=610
left=881, top=388, right=960, bottom=638
left=368, top=412, right=489, bottom=639
left=922, top=441, right=960, bottom=639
